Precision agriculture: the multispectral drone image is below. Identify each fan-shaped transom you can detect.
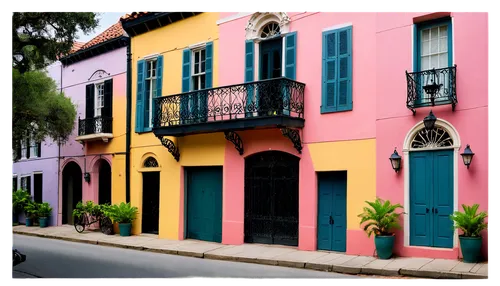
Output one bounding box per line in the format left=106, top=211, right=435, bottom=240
left=410, top=126, right=453, bottom=149
left=260, top=22, right=280, bottom=39
left=143, top=157, right=159, bottom=168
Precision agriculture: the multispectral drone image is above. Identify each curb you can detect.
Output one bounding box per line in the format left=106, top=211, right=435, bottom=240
left=13, top=230, right=487, bottom=279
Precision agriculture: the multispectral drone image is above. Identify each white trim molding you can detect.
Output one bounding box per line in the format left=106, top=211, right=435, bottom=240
left=245, top=12, right=291, bottom=41
left=322, top=22, right=353, bottom=32
left=141, top=53, right=160, bottom=61
left=216, top=12, right=254, bottom=26
left=402, top=118, right=461, bottom=248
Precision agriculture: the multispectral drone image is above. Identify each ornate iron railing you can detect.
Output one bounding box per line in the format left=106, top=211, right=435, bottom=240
left=406, top=65, right=457, bottom=114
left=153, top=77, right=305, bottom=128
left=78, top=117, right=113, bottom=136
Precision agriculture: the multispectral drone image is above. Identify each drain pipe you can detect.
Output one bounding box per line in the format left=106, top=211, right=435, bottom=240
left=125, top=39, right=132, bottom=203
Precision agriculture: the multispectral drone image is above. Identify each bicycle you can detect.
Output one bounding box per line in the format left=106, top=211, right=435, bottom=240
left=73, top=211, right=113, bottom=235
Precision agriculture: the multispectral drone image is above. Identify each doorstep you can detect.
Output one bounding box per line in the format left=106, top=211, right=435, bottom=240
left=12, top=225, right=487, bottom=279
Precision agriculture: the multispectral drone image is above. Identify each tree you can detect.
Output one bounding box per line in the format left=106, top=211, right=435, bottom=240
left=13, top=12, right=99, bottom=73
left=12, top=13, right=99, bottom=154
left=12, top=68, right=76, bottom=153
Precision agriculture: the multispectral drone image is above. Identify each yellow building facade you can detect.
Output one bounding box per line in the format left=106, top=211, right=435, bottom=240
left=124, top=12, right=222, bottom=238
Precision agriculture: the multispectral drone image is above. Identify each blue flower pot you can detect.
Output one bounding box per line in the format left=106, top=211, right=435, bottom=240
left=375, top=235, right=395, bottom=259
left=460, top=236, right=482, bottom=263
left=118, top=223, right=132, bottom=237
left=25, top=218, right=33, bottom=227
left=39, top=217, right=49, bottom=228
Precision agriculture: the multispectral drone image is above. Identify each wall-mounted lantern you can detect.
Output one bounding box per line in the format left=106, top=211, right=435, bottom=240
left=460, top=144, right=475, bottom=169
left=389, top=148, right=402, bottom=173
left=423, top=110, right=437, bottom=131
left=84, top=172, right=91, bottom=183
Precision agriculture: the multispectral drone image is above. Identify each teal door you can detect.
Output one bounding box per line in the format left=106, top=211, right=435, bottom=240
left=258, top=38, right=283, bottom=116
left=317, top=171, right=347, bottom=252
left=186, top=167, right=223, bottom=243
left=410, top=150, right=453, bottom=248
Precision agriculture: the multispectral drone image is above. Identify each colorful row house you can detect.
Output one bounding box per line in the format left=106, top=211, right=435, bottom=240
left=13, top=22, right=129, bottom=226
left=122, top=12, right=488, bottom=260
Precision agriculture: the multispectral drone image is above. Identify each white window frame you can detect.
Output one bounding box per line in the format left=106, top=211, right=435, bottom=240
left=145, top=58, right=157, bottom=128
left=29, top=137, right=40, bottom=158
left=191, top=47, right=206, bottom=91
left=94, top=82, right=105, bottom=118
left=20, top=139, right=28, bottom=160
left=20, top=175, right=30, bottom=193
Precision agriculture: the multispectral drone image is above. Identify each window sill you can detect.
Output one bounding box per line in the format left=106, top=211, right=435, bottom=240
left=136, top=127, right=153, bottom=134
left=320, top=106, right=353, bottom=114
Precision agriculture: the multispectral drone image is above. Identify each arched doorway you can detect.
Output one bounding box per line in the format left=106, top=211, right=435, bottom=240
left=142, top=156, right=160, bottom=234
left=244, top=151, right=299, bottom=246
left=403, top=118, right=460, bottom=249
left=98, top=160, right=112, bottom=205
left=62, top=161, right=82, bottom=225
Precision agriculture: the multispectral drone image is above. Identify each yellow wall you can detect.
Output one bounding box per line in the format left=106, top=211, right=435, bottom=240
left=129, top=13, right=222, bottom=239
left=307, top=139, right=376, bottom=230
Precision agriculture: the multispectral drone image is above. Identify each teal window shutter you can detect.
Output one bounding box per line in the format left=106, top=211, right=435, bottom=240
left=244, top=40, right=254, bottom=115
left=321, top=26, right=352, bottom=113
left=180, top=49, right=191, bottom=122
left=135, top=60, right=145, bottom=132
left=205, top=42, right=213, bottom=88
left=153, top=55, right=163, bottom=128
left=285, top=32, right=297, bottom=80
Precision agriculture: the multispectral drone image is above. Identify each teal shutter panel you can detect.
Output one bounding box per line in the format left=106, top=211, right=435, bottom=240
left=152, top=55, right=163, bottom=128
left=135, top=60, right=145, bottom=132
left=205, top=42, right=213, bottom=88
left=285, top=32, right=297, bottom=80
left=321, top=30, right=337, bottom=113
left=245, top=40, right=254, bottom=82
left=180, top=49, right=191, bottom=122
left=337, top=26, right=352, bottom=111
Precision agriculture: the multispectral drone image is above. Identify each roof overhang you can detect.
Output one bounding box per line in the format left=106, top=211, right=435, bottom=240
left=121, top=12, right=202, bottom=37
left=60, top=36, right=129, bottom=66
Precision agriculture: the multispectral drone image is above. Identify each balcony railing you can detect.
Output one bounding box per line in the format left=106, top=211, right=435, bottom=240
left=153, top=77, right=305, bottom=136
left=78, top=116, right=113, bottom=136
left=406, top=65, right=457, bottom=114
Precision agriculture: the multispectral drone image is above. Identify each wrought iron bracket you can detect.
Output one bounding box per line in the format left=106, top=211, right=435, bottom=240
left=158, top=136, right=180, bottom=162
left=224, top=131, right=244, bottom=155
left=280, top=128, right=302, bottom=154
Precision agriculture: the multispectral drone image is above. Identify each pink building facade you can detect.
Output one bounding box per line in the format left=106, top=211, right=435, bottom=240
left=217, top=12, right=488, bottom=260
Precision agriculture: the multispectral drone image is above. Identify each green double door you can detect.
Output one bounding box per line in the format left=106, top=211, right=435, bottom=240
left=186, top=167, right=223, bottom=243
left=410, top=150, right=454, bottom=248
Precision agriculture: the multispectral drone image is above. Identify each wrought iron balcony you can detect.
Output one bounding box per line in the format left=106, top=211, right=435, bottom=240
left=76, top=116, right=113, bottom=143
left=406, top=65, right=457, bottom=114
left=152, top=77, right=305, bottom=137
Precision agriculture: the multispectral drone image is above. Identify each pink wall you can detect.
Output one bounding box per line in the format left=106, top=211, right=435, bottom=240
left=376, top=12, right=488, bottom=259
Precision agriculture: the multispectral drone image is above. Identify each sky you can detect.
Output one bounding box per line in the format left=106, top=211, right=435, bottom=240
left=76, top=12, right=128, bottom=43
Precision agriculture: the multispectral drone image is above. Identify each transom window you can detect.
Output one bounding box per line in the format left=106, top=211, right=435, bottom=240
left=95, top=83, right=104, bottom=117
left=420, top=24, right=449, bottom=71
left=260, top=22, right=280, bottom=39
left=192, top=49, right=206, bottom=91
left=410, top=126, right=453, bottom=149
left=143, top=157, right=159, bottom=168
left=146, top=59, right=157, bottom=127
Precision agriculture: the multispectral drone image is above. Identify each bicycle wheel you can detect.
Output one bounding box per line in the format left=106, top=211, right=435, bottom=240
left=100, top=216, right=114, bottom=235
left=74, top=215, right=86, bottom=233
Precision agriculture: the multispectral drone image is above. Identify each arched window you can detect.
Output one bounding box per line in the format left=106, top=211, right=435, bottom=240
left=143, top=157, right=159, bottom=168
left=410, top=126, right=453, bottom=149
left=260, top=22, right=280, bottom=39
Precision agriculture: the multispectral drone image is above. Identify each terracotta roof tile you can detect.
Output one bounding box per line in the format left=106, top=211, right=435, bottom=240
left=78, top=21, right=126, bottom=51
left=70, top=41, right=85, bottom=53
left=120, top=12, right=151, bottom=22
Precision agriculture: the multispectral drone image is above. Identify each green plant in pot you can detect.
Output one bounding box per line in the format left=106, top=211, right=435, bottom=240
left=358, top=198, right=404, bottom=259
left=450, top=204, right=487, bottom=263
left=105, top=202, right=138, bottom=237
left=37, top=202, right=53, bottom=228
left=24, top=201, right=39, bottom=227
left=12, top=189, right=31, bottom=224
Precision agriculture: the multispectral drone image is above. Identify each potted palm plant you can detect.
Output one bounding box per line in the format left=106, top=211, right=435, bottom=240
left=358, top=198, right=404, bottom=259
left=37, top=202, right=53, bottom=228
left=24, top=201, right=39, bottom=227
left=13, top=189, right=31, bottom=225
left=450, top=204, right=487, bottom=263
left=105, top=202, right=138, bottom=237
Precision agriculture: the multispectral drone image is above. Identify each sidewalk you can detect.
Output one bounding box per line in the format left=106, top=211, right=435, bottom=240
left=13, top=225, right=487, bottom=279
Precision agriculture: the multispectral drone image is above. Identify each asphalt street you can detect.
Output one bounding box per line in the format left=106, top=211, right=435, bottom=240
left=13, top=234, right=359, bottom=278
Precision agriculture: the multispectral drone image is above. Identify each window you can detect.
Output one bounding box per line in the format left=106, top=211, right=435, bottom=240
left=95, top=83, right=105, bottom=117
left=192, top=49, right=206, bottom=91
left=21, top=139, right=28, bottom=159
left=321, top=25, right=353, bottom=114
left=135, top=56, right=163, bottom=133
left=20, top=175, right=31, bottom=195
left=13, top=176, right=17, bottom=192
left=29, top=135, right=41, bottom=158
left=146, top=59, right=157, bottom=128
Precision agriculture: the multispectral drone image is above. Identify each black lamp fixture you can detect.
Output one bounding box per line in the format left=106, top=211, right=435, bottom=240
left=389, top=147, right=402, bottom=173
left=84, top=172, right=91, bottom=183
left=423, top=68, right=442, bottom=106
left=460, top=144, right=475, bottom=169
left=423, top=110, right=437, bottom=131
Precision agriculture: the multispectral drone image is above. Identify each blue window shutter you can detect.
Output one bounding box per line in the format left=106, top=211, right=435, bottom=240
left=153, top=55, right=163, bottom=128
left=336, top=26, right=352, bottom=111
left=285, top=32, right=297, bottom=80
left=135, top=60, right=145, bottom=132
left=244, top=40, right=254, bottom=82
left=205, top=42, right=213, bottom=88
left=321, top=30, right=338, bottom=113
left=180, top=49, right=191, bottom=122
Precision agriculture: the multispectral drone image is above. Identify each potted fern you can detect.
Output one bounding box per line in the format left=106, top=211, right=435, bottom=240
left=37, top=202, right=53, bottom=228
left=13, top=189, right=31, bottom=224
left=358, top=198, right=404, bottom=259
left=105, top=202, right=138, bottom=237
left=24, top=201, right=39, bottom=227
left=450, top=204, right=487, bottom=263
